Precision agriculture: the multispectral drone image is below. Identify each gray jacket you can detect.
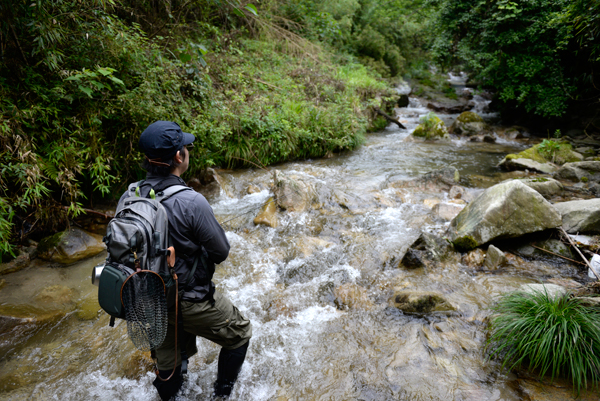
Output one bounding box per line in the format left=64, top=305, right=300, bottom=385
left=118, top=174, right=230, bottom=301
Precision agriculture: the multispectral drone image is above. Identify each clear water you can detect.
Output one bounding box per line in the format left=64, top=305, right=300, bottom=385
left=0, top=82, right=573, bottom=401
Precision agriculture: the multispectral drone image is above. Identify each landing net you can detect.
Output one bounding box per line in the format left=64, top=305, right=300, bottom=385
left=121, top=271, right=168, bottom=351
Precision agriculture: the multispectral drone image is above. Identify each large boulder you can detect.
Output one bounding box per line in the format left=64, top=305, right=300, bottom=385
left=389, top=167, right=460, bottom=192
left=450, top=111, right=489, bottom=136
left=554, top=161, right=600, bottom=183
left=37, top=228, right=106, bottom=264
left=498, top=142, right=583, bottom=172
left=446, top=180, right=562, bottom=250
left=274, top=170, right=312, bottom=212
left=187, top=168, right=224, bottom=199
left=553, top=199, right=600, bottom=234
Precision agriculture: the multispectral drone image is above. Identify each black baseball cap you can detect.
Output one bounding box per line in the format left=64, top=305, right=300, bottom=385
left=139, top=121, right=195, bottom=160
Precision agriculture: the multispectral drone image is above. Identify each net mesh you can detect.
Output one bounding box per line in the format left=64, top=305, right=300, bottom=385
left=121, top=271, right=168, bottom=351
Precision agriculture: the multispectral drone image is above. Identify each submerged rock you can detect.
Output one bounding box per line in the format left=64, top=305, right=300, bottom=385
left=389, top=167, right=460, bottom=192
left=432, top=202, right=464, bottom=221
left=37, top=228, right=106, bottom=265
left=333, top=283, right=373, bottom=310
left=391, top=291, right=456, bottom=315
left=462, top=248, right=485, bottom=268
left=253, top=197, right=278, bottom=228
left=447, top=180, right=562, bottom=251
left=553, top=198, right=600, bottom=234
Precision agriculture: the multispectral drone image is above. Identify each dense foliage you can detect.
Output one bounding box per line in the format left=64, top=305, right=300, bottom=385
left=488, top=290, right=600, bottom=395
left=0, top=0, right=410, bottom=256
left=430, top=0, right=600, bottom=119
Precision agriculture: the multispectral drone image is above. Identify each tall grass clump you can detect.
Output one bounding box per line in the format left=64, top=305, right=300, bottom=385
left=488, top=290, right=600, bottom=395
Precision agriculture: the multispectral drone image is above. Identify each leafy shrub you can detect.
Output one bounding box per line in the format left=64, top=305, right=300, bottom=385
left=488, top=290, right=600, bottom=395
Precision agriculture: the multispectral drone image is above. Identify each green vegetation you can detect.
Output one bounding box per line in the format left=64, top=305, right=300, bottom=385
left=430, top=0, right=600, bottom=118
left=488, top=290, right=600, bottom=395
left=505, top=141, right=580, bottom=165
left=0, top=0, right=434, bottom=255
left=452, top=235, right=477, bottom=252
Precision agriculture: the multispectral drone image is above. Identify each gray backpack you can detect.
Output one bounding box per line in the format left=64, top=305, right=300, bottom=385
left=99, top=181, right=191, bottom=326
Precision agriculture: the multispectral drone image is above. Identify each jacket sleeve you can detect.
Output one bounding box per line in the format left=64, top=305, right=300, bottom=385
left=189, top=193, right=230, bottom=265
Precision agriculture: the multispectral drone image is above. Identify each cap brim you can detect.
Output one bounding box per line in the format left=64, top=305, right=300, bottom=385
left=182, top=132, right=195, bottom=146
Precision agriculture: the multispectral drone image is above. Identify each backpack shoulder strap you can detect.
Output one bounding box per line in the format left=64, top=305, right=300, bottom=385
left=126, top=180, right=145, bottom=197
left=156, top=185, right=192, bottom=203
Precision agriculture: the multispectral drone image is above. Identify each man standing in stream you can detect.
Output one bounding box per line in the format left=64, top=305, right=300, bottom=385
left=120, top=120, right=252, bottom=400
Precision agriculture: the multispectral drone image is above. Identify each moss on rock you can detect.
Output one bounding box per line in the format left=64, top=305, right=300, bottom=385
left=452, top=235, right=478, bottom=252
left=456, top=111, right=484, bottom=124
left=412, top=113, right=448, bottom=140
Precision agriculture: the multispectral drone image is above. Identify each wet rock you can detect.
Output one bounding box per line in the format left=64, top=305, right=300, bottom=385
left=553, top=198, right=600, bottom=234
left=246, top=184, right=261, bottom=194
left=333, top=283, right=373, bottom=310
left=515, top=177, right=564, bottom=199
left=296, top=236, right=333, bottom=258
left=448, top=185, right=466, bottom=200
left=122, top=350, right=154, bottom=379
left=0, top=304, right=66, bottom=334
left=389, top=167, right=460, bottom=192
left=432, top=202, right=464, bottom=221
left=554, top=161, right=600, bottom=183
left=397, top=94, right=409, bottom=108
left=412, top=114, right=449, bottom=140
left=188, top=168, right=224, bottom=199
left=520, top=283, right=567, bottom=299
left=447, top=180, right=562, bottom=251
left=423, top=198, right=441, bottom=209
left=37, top=228, right=106, bottom=265
left=498, top=157, right=558, bottom=174
left=0, top=279, right=5, bottom=291
left=503, top=126, right=528, bottom=140
left=274, top=170, right=312, bottom=212
left=426, top=100, right=474, bottom=114
left=391, top=291, right=456, bottom=315
left=401, top=231, right=454, bottom=270
left=0, top=246, right=36, bottom=275
left=462, top=249, right=485, bottom=268
left=450, top=111, right=489, bottom=137
left=253, top=197, right=278, bottom=228
left=483, top=245, right=506, bottom=269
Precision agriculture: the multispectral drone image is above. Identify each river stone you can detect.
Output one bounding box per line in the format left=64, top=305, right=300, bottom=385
left=520, top=283, right=567, bottom=299
left=498, top=157, right=558, bottom=174
left=37, top=228, right=106, bottom=265
left=553, top=198, right=600, bottom=234
left=389, top=167, right=460, bottom=192
left=274, top=170, right=311, bottom=212
left=426, top=100, right=473, bottom=114
left=483, top=245, right=506, bottom=270
left=450, top=111, right=489, bottom=136
left=333, top=283, right=373, bottom=310
left=447, top=180, right=562, bottom=251
left=412, top=114, right=449, bottom=140
left=462, top=248, right=485, bottom=268
left=516, top=177, right=564, bottom=199
left=0, top=246, right=35, bottom=275
left=253, top=197, right=278, bottom=228
left=432, top=202, right=464, bottom=221
left=401, top=231, right=454, bottom=267
left=76, top=296, right=100, bottom=320
left=391, top=291, right=456, bottom=315
left=554, top=161, right=600, bottom=183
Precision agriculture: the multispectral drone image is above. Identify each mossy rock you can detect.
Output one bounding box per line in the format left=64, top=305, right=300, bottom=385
left=38, top=228, right=106, bottom=265
left=452, top=235, right=478, bottom=252
left=391, top=291, right=456, bottom=315
left=505, top=142, right=583, bottom=166
left=76, top=296, right=100, bottom=320
left=456, top=111, right=484, bottom=124
left=412, top=114, right=449, bottom=140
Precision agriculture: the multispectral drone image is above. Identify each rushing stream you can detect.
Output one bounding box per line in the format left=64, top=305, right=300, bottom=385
left=0, top=77, right=580, bottom=400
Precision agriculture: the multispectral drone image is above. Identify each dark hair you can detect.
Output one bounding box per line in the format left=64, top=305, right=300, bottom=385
left=141, top=146, right=186, bottom=176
